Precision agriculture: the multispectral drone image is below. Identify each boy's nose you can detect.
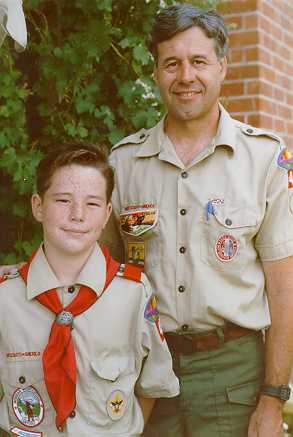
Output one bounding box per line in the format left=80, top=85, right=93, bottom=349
left=70, top=203, right=85, bottom=222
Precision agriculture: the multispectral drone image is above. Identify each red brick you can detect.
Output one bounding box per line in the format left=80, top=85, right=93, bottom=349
left=225, top=15, right=242, bottom=29
left=218, top=0, right=257, bottom=14
left=273, top=88, right=285, bottom=102
left=278, top=105, right=292, bottom=119
left=221, top=82, right=245, bottom=97
left=229, top=49, right=244, bottom=63
left=274, top=119, right=285, bottom=132
left=227, top=64, right=259, bottom=80
left=230, top=30, right=258, bottom=47
left=243, top=14, right=258, bottom=29
left=245, top=47, right=259, bottom=62
left=226, top=97, right=259, bottom=113
left=259, top=98, right=277, bottom=115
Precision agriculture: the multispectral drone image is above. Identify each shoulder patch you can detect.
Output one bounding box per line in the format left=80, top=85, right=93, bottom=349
left=240, top=125, right=282, bottom=143
left=116, top=263, right=142, bottom=282
left=111, top=129, right=150, bottom=151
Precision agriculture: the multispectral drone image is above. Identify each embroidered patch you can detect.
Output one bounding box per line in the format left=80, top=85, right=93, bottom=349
left=144, top=294, right=164, bottom=340
left=127, top=242, right=145, bottom=265
left=277, top=148, right=293, bottom=170
left=288, top=169, right=293, bottom=189
left=12, top=386, right=44, bottom=428
left=120, top=206, right=158, bottom=236
left=215, top=234, right=238, bottom=262
left=106, top=390, right=127, bottom=421
left=7, top=352, right=41, bottom=360
left=10, top=427, right=43, bottom=436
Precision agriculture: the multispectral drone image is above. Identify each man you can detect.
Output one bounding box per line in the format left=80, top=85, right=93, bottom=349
left=0, top=0, right=27, bottom=51
left=103, top=4, right=293, bottom=437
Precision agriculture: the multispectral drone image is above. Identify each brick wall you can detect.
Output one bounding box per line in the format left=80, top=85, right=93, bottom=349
left=219, top=0, right=293, bottom=148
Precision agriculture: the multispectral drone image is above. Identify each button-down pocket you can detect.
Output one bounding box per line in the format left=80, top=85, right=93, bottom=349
left=88, top=356, right=137, bottom=427
left=3, top=357, right=54, bottom=430
left=201, top=205, right=260, bottom=272
left=226, top=380, right=260, bottom=407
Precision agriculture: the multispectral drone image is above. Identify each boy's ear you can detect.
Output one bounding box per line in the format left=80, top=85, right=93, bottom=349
left=103, top=202, right=113, bottom=230
left=31, top=194, right=43, bottom=223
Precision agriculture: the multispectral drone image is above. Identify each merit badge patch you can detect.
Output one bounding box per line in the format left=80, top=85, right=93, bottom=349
left=288, top=169, right=293, bottom=189
left=277, top=148, right=293, bottom=170
left=106, top=390, right=127, bottom=421
left=215, top=234, right=238, bottom=262
left=10, top=427, right=43, bottom=436
left=144, top=294, right=164, bottom=341
left=12, top=386, right=44, bottom=428
left=120, top=205, right=158, bottom=236
left=127, top=242, right=145, bottom=265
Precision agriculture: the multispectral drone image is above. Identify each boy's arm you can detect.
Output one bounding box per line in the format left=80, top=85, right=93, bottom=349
left=137, top=397, right=156, bottom=425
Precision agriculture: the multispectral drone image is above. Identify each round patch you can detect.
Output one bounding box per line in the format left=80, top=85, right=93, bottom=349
left=12, top=386, right=44, bottom=428
left=215, top=234, right=238, bottom=262
left=106, top=390, right=127, bottom=421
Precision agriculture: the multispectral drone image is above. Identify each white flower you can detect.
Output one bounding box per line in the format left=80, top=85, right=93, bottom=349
left=0, top=0, right=27, bottom=51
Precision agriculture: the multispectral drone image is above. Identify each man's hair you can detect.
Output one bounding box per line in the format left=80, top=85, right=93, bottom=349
left=36, top=141, right=114, bottom=202
left=149, top=3, right=229, bottom=62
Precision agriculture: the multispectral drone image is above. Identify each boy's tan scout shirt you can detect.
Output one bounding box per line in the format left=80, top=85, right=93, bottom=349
left=107, top=104, right=293, bottom=333
left=0, top=244, right=179, bottom=436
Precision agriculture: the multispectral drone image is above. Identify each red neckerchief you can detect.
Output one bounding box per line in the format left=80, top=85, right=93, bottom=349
left=19, top=245, right=120, bottom=430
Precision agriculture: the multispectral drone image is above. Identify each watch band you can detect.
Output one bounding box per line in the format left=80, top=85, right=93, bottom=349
left=260, top=384, right=291, bottom=401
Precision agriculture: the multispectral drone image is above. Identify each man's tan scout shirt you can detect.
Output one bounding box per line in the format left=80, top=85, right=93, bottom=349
left=107, top=105, right=293, bottom=333
left=0, top=244, right=179, bottom=436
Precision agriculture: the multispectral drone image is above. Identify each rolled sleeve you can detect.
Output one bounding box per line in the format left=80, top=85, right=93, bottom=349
left=255, top=147, right=293, bottom=261
left=135, top=277, right=179, bottom=399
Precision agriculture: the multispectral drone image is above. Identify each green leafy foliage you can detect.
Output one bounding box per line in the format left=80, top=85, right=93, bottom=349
left=0, top=0, right=217, bottom=263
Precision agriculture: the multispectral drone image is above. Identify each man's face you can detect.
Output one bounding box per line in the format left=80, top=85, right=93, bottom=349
left=154, top=26, right=227, bottom=123
left=32, top=164, right=112, bottom=259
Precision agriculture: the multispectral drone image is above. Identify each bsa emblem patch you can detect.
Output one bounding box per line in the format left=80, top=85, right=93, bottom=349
left=144, top=294, right=164, bottom=341
left=106, top=390, right=127, bottom=421
left=10, top=426, right=43, bottom=436
left=127, top=242, right=145, bottom=265
left=277, top=148, right=293, bottom=170
left=12, top=386, right=44, bottom=428
left=288, top=169, right=293, bottom=189
left=120, top=205, right=158, bottom=236
left=215, top=234, right=238, bottom=262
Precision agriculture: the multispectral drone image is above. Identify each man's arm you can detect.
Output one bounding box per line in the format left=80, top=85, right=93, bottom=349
left=248, top=256, right=293, bottom=437
left=137, top=396, right=156, bottom=425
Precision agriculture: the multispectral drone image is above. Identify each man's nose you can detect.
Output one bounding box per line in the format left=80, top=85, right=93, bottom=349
left=70, top=202, right=85, bottom=222
left=177, top=61, right=195, bottom=83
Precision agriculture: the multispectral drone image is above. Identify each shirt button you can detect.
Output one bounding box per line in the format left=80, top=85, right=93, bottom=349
left=19, top=376, right=26, bottom=384
left=182, top=324, right=189, bottom=331
left=180, top=209, right=187, bottom=216
left=69, top=410, right=76, bottom=418
left=179, top=246, right=186, bottom=254
left=225, top=218, right=232, bottom=226
left=181, top=171, right=188, bottom=179
left=247, top=128, right=253, bottom=134
left=178, top=285, right=185, bottom=293
left=68, top=286, right=75, bottom=293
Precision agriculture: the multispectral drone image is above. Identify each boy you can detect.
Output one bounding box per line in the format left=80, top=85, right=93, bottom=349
left=0, top=142, right=179, bottom=436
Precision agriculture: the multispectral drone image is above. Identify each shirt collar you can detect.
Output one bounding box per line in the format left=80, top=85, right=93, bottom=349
left=135, top=103, right=236, bottom=159
left=26, top=244, right=106, bottom=300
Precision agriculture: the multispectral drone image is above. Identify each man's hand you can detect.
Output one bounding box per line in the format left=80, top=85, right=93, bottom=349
left=248, top=395, right=284, bottom=436
left=0, top=263, right=24, bottom=277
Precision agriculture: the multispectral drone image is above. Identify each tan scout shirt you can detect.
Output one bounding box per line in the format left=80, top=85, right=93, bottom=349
left=106, top=105, right=293, bottom=333
left=0, top=244, right=179, bottom=437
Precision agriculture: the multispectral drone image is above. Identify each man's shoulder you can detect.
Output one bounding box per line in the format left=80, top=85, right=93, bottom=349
left=111, top=128, right=151, bottom=151
left=234, top=119, right=284, bottom=146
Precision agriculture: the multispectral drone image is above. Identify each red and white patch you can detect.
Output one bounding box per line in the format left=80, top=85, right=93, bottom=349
left=215, top=234, right=238, bottom=262
left=288, top=169, right=293, bottom=189
left=10, top=426, right=43, bottom=436
left=12, top=386, right=44, bottom=428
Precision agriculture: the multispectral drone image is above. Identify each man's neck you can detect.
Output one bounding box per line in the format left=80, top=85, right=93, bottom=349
left=43, top=244, right=94, bottom=286
left=165, top=105, right=220, bottom=167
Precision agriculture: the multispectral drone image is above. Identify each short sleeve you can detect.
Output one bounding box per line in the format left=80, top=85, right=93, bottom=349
left=255, top=147, right=293, bottom=261
left=135, top=275, right=179, bottom=398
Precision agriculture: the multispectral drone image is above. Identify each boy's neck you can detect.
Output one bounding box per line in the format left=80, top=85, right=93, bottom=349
left=42, top=243, right=95, bottom=286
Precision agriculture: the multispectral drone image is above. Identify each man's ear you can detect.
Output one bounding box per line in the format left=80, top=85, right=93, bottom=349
left=219, top=56, right=227, bottom=82
left=31, top=194, right=43, bottom=223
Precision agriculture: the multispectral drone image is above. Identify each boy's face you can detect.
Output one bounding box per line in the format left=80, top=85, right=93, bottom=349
left=31, top=164, right=112, bottom=259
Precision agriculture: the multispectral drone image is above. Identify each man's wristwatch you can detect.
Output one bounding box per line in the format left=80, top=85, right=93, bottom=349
left=260, top=384, right=291, bottom=401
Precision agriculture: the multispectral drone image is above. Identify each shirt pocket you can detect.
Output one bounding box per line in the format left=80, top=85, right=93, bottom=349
left=3, top=357, right=54, bottom=430
left=119, top=204, right=161, bottom=270
left=88, top=356, right=137, bottom=427
left=200, top=205, right=260, bottom=272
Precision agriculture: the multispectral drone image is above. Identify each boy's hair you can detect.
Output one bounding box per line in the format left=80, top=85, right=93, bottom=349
left=149, top=3, right=229, bottom=63
left=36, top=141, right=114, bottom=202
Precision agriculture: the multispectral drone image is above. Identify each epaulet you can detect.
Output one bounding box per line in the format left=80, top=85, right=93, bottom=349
left=239, top=124, right=282, bottom=144
left=0, top=271, right=20, bottom=284
left=111, top=128, right=150, bottom=152
left=116, top=263, right=142, bottom=282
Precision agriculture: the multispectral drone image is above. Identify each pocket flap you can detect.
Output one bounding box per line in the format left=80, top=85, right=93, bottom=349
left=214, top=205, right=259, bottom=229
left=227, top=381, right=259, bottom=406
left=91, top=356, right=135, bottom=382
left=6, top=359, right=43, bottom=387
left=120, top=207, right=158, bottom=236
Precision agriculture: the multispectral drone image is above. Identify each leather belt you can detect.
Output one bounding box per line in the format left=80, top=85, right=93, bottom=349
left=165, top=323, right=256, bottom=354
